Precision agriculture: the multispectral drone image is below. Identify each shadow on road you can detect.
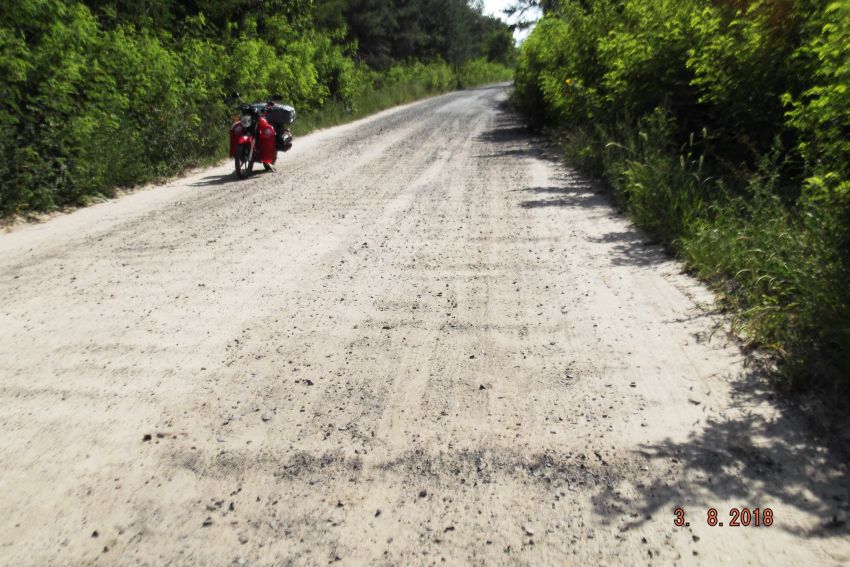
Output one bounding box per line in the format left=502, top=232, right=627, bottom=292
left=189, top=168, right=276, bottom=187
left=512, top=178, right=672, bottom=267
left=475, top=99, right=676, bottom=269
left=477, top=90, right=850, bottom=539
left=593, top=368, right=850, bottom=538
left=474, top=99, right=556, bottom=162
left=517, top=183, right=601, bottom=209
left=585, top=230, right=670, bottom=267
left=190, top=173, right=237, bottom=187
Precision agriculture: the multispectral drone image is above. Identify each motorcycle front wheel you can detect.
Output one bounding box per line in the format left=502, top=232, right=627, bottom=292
left=234, top=145, right=254, bottom=179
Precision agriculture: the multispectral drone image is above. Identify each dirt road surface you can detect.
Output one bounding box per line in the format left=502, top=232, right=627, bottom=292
left=1, top=85, right=848, bottom=566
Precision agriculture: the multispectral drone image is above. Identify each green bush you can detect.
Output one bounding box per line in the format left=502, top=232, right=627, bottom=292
left=513, top=12, right=607, bottom=126
left=456, top=58, right=513, bottom=88
left=514, top=0, right=850, bottom=395
left=682, top=170, right=850, bottom=386
left=603, top=109, right=712, bottom=245
left=295, top=58, right=510, bottom=134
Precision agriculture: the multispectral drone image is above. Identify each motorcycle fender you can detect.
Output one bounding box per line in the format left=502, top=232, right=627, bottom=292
left=229, top=123, right=244, bottom=157
left=258, top=124, right=276, bottom=164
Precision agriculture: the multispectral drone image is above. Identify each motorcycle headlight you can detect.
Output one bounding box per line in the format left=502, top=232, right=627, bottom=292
left=241, top=115, right=253, bottom=128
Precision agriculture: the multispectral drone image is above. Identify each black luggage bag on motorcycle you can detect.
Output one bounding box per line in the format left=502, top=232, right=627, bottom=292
left=265, top=104, right=295, bottom=152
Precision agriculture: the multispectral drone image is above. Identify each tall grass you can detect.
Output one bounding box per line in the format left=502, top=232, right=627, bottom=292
left=551, top=115, right=850, bottom=395
left=600, top=111, right=710, bottom=246
left=681, top=178, right=850, bottom=390
left=515, top=0, right=850, bottom=399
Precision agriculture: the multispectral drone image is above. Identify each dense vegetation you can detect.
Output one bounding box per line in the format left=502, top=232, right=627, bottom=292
left=514, top=0, right=850, bottom=397
left=0, top=0, right=514, bottom=215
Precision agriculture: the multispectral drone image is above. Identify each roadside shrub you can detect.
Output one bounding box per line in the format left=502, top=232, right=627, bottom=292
left=682, top=170, right=850, bottom=389
left=514, top=0, right=850, bottom=396
left=456, top=58, right=513, bottom=88
left=596, top=0, right=699, bottom=122
left=603, top=110, right=712, bottom=245
left=686, top=1, right=809, bottom=153
left=0, top=1, right=103, bottom=212
left=783, top=1, right=850, bottom=179
left=513, top=12, right=607, bottom=126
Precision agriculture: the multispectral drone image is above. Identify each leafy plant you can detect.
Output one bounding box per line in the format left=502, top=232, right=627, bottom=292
left=514, top=0, right=850, bottom=396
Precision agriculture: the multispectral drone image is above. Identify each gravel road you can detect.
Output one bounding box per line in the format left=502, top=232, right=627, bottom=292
left=1, top=85, right=848, bottom=565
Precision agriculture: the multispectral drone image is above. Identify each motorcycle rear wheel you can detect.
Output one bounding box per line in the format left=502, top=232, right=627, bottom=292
left=235, top=145, right=254, bottom=179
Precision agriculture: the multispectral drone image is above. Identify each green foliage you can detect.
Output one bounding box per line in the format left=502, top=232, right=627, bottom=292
left=456, top=58, right=514, bottom=88
left=342, top=0, right=514, bottom=69
left=295, top=58, right=513, bottom=133
left=682, top=169, right=850, bottom=385
left=596, top=0, right=698, bottom=119
left=784, top=1, right=850, bottom=179
left=602, top=109, right=712, bottom=245
left=513, top=11, right=607, bottom=126
left=0, top=0, right=516, bottom=216
left=514, top=0, right=850, bottom=396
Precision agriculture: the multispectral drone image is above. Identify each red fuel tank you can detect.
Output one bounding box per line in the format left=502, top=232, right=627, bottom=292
left=257, top=117, right=276, bottom=164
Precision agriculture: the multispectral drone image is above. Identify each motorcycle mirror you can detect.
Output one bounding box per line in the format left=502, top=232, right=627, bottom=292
left=270, top=94, right=283, bottom=101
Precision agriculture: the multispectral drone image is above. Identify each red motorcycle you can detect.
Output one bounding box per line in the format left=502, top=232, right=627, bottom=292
left=229, top=94, right=295, bottom=179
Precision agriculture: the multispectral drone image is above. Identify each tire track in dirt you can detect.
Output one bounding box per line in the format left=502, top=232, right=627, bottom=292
left=1, top=85, right=848, bottom=566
